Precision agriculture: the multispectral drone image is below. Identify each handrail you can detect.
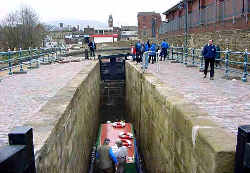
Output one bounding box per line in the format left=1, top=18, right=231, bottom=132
left=166, top=45, right=249, bottom=82
left=0, top=47, right=68, bottom=74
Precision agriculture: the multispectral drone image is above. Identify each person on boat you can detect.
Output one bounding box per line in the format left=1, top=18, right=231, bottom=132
left=96, top=138, right=118, bottom=173
left=115, top=140, right=128, bottom=173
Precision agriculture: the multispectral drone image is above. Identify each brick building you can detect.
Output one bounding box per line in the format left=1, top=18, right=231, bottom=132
left=160, top=0, right=250, bottom=35
left=137, top=12, right=162, bottom=39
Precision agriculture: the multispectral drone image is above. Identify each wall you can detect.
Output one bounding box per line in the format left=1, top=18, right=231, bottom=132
left=31, top=61, right=100, bottom=173
left=160, top=28, right=250, bottom=51
left=125, top=61, right=236, bottom=173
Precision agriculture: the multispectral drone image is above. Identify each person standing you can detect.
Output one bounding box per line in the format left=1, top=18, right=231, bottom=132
left=160, top=39, right=169, bottom=61
left=115, top=140, right=128, bottom=173
left=135, top=40, right=142, bottom=63
left=96, top=138, right=118, bottom=173
left=202, top=39, right=216, bottom=80
left=149, top=43, right=156, bottom=64
left=130, top=45, right=136, bottom=61
left=88, top=40, right=96, bottom=58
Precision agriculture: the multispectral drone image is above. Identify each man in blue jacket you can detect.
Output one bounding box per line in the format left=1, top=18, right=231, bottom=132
left=202, top=40, right=216, bottom=80
left=160, top=40, right=169, bottom=61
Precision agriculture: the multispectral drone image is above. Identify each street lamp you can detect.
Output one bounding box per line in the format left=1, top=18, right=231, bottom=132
left=184, top=0, right=188, bottom=65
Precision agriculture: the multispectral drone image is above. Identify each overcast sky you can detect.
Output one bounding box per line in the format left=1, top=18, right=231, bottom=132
left=0, top=0, right=181, bottom=26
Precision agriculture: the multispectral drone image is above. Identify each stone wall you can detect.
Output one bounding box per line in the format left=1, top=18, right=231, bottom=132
left=31, top=61, right=100, bottom=173
left=160, top=29, right=250, bottom=51
left=125, top=61, right=236, bottom=173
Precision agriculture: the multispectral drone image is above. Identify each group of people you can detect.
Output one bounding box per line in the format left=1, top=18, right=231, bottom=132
left=131, top=39, right=169, bottom=66
left=131, top=39, right=221, bottom=80
left=96, top=138, right=128, bottom=173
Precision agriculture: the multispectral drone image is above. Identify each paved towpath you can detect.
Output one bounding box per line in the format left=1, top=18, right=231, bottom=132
left=142, top=60, right=250, bottom=135
left=0, top=58, right=94, bottom=147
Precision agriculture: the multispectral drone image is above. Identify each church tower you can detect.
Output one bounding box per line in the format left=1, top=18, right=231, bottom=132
left=108, top=15, right=113, bottom=27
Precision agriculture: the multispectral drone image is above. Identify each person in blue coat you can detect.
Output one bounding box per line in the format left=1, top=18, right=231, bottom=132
left=160, top=39, right=169, bottom=61
left=149, top=43, right=156, bottom=64
left=202, top=39, right=216, bottom=80
left=135, top=40, right=142, bottom=63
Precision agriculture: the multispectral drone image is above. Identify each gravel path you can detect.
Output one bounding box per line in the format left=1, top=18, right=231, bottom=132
left=146, top=60, right=250, bottom=135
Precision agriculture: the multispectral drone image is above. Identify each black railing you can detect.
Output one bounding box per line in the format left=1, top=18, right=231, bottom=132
left=0, top=126, right=36, bottom=173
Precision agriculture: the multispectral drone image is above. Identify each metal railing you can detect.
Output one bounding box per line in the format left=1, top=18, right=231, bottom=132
left=0, top=47, right=68, bottom=81
left=145, top=45, right=249, bottom=82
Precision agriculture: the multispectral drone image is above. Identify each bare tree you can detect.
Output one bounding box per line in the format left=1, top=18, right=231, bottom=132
left=0, top=6, right=46, bottom=50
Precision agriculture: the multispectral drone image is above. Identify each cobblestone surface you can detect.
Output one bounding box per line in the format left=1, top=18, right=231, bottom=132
left=145, top=60, right=250, bottom=135
left=0, top=58, right=94, bottom=147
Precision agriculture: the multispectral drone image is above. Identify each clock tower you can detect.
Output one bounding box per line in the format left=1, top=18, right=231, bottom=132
left=108, top=15, right=113, bottom=27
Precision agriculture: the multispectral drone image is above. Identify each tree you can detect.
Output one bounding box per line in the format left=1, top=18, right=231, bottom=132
left=0, top=6, right=46, bottom=50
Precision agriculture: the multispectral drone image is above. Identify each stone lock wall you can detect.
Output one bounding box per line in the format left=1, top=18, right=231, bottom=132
left=33, top=61, right=100, bottom=173
left=125, top=61, right=236, bottom=173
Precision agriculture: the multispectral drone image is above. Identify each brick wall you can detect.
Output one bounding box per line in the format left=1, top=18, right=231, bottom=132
left=160, top=28, right=250, bottom=51
left=137, top=12, right=161, bottom=39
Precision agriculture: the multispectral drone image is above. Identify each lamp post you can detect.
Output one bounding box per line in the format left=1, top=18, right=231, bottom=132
left=184, top=0, right=188, bottom=65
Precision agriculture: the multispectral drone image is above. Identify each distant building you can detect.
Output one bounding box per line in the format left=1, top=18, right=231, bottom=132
left=160, top=0, right=250, bottom=35
left=59, top=23, right=64, bottom=28
left=84, top=26, right=95, bottom=35
left=137, top=12, right=162, bottom=39
left=120, top=25, right=138, bottom=40
left=108, top=15, right=113, bottom=27
left=121, top=25, right=138, bottom=31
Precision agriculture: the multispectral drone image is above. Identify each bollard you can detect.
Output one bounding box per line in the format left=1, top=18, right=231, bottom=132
left=242, top=49, right=248, bottom=82
left=184, top=46, right=188, bottom=65
left=0, top=126, right=36, bottom=173
left=85, top=49, right=89, bottom=60
left=29, top=47, right=32, bottom=68
left=192, top=48, right=195, bottom=65
left=199, top=47, right=204, bottom=72
left=181, top=44, right=184, bottom=63
left=156, top=52, right=160, bottom=73
left=19, top=48, right=24, bottom=72
left=235, top=125, right=250, bottom=173
left=224, top=48, right=230, bottom=79
left=36, top=48, right=40, bottom=68
left=8, top=49, right=13, bottom=75
left=171, top=44, right=174, bottom=60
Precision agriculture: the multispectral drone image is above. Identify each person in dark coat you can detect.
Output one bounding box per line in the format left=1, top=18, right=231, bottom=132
left=135, top=40, right=142, bottom=63
left=88, top=40, right=96, bottom=58
left=202, top=39, right=216, bottom=80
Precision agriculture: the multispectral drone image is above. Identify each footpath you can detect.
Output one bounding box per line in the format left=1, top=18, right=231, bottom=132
left=0, top=59, right=94, bottom=147
left=138, top=60, right=250, bottom=135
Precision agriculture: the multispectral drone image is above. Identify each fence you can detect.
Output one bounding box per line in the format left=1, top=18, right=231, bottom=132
left=0, top=47, right=68, bottom=81
left=167, top=45, right=249, bottom=82
left=140, top=46, right=249, bottom=82
left=160, top=0, right=249, bottom=34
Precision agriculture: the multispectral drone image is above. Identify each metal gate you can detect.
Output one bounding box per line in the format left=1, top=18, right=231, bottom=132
left=98, top=54, right=127, bottom=81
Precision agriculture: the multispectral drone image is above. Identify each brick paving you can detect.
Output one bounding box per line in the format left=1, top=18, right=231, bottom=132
left=145, top=60, right=250, bottom=135
left=0, top=58, right=94, bottom=147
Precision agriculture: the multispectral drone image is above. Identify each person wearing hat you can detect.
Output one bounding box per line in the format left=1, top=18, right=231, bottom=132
left=96, top=138, right=118, bottom=173
left=114, top=140, right=128, bottom=173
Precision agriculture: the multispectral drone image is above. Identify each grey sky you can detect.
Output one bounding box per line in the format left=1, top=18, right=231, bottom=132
left=0, top=0, right=181, bottom=26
